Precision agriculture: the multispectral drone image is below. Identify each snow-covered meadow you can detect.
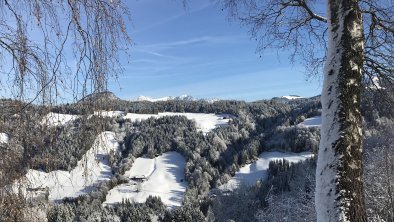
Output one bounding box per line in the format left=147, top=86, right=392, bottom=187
left=104, top=152, right=187, bottom=208
left=17, top=131, right=188, bottom=207
left=42, top=111, right=231, bottom=134
left=41, top=112, right=80, bottom=127
left=124, top=112, right=231, bottom=133
left=220, top=151, right=314, bottom=190
left=17, top=131, right=118, bottom=201
left=299, top=116, right=322, bottom=127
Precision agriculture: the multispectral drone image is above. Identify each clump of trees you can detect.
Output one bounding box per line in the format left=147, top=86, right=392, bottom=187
left=210, top=158, right=316, bottom=222
left=265, top=126, right=320, bottom=153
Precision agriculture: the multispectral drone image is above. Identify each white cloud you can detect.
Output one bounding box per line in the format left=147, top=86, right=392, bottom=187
left=136, top=35, right=242, bottom=52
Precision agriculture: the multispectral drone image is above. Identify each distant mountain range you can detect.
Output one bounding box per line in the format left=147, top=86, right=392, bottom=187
left=78, top=92, right=307, bottom=104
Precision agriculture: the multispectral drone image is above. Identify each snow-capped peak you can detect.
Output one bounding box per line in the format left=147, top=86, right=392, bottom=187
left=176, top=94, right=194, bottom=101
left=281, top=95, right=304, bottom=100
left=135, top=95, right=172, bottom=102
left=134, top=95, right=217, bottom=103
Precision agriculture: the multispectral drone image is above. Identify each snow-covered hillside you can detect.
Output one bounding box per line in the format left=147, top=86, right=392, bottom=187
left=41, top=111, right=230, bottom=133
left=299, top=116, right=322, bottom=127
left=124, top=112, right=231, bottom=134
left=104, top=152, right=187, bottom=208
left=41, top=112, right=80, bottom=127
left=220, top=151, right=314, bottom=190
left=18, top=131, right=118, bottom=201
left=42, top=111, right=125, bottom=127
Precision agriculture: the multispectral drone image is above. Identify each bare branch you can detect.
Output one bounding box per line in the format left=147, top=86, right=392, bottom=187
left=0, top=0, right=132, bottom=104
left=219, top=0, right=328, bottom=77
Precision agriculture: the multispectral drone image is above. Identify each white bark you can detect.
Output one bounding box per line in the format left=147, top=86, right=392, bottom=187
left=316, top=0, right=366, bottom=221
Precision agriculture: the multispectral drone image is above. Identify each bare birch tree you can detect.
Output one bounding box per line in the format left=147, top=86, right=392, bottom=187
left=0, top=1, right=131, bottom=220
left=0, top=0, right=131, bottom=104
left=220, top=0, right=394, bottom=221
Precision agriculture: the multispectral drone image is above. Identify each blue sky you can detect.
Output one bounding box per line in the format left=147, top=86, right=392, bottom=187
left=109, top=0, right=322, bottom=101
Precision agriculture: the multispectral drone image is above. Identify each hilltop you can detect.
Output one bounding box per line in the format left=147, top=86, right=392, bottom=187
left=78, top=91, right=120, bottom=103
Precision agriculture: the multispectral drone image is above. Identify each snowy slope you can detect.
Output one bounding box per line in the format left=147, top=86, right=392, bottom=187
left=104, top=152, right=187, bottom=208
left=123, top=113, right=159, bottom=122
left=281, top=95, right=304, bottom=100
left=41, top=112, right=80, bottom=127
left=19, top=131, right=118, bottom=201
left=124, top=112, right=231, bottom=133
left=42, top=111, right=126, bottom=127
left=299, top=116, right=322, bottom=127
left=220, top=151, right=314, bottom=190
left=42, top=111, right=230, bottom=134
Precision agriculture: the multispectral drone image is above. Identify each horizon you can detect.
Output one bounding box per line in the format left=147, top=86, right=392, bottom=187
left=128, top=93, right=320, bottom=102
left=0, top=91, right=321, bottom=104
left=77, top=91, right=322, bottom=103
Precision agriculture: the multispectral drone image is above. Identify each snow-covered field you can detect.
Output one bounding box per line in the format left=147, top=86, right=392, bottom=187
left=124, top=112, right=230, bottom=134
left=104, top=152, right=187, bottom=208
left=299, top=116, right=322, bottom=127
left=42, top=111, right=230, bottom=133
left=41, top=111, right=124, bottom=127
left=220, top=151, right=314, bottom=190
left=123, top=113, right=158, bottom=122
left=18, top=131, right=118, bottom=201
left=41, top=112, right=80, bottom=127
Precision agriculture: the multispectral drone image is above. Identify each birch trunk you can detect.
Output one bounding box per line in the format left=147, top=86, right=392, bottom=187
left=315, top=0, right=367, bottom=221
